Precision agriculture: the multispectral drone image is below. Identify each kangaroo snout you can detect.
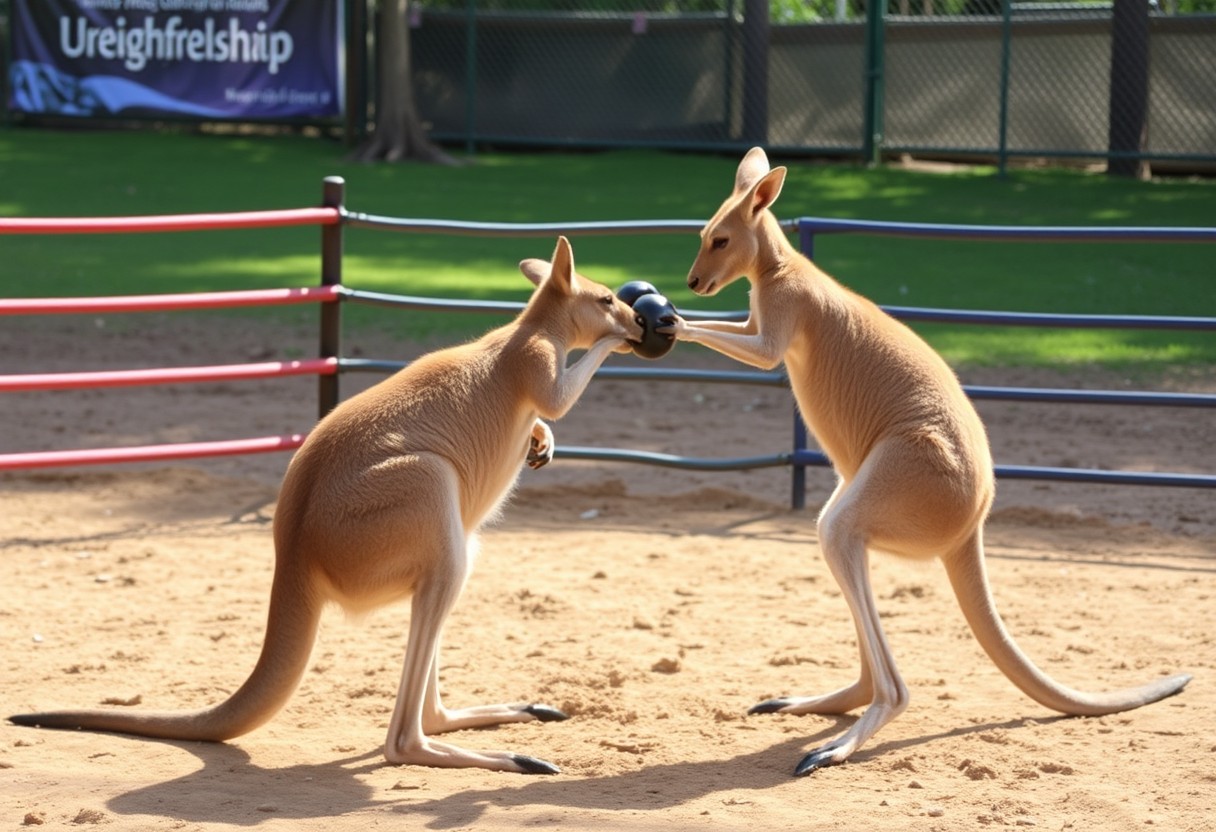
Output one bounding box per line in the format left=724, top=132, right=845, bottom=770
left=687, top=273, right=716, bottom=296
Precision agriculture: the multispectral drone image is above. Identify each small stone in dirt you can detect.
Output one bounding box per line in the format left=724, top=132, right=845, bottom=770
left=71, top=809, right=105, bottom=824
left=22, top=812, right=46, bottom=826
left=650, top=657, right=681, bottom=674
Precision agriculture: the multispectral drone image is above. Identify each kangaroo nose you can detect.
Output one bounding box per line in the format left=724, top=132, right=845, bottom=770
left=688, top=276, right=700, bottom=290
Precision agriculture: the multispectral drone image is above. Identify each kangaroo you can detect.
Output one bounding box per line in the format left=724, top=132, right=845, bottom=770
left=10, top=236, right=643, bottom=775
left=664, top=148, right=1191, bottom=776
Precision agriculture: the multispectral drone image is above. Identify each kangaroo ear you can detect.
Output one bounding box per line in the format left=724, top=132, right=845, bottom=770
left=519, top=257, right=551, bottom=287
left=734, top=147, right=771, bottom=195
left=546, top=235, right=575, bottom=295
left=747, top=166, right=787, bottom=219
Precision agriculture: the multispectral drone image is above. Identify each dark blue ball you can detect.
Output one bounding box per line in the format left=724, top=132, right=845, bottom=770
left=615, top=280, right=660, bottom=307
left=630, top=292, right=677, bottom=360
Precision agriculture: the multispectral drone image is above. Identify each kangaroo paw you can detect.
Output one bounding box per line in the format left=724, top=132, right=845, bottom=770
left=522, top=704, right=569, bottom=723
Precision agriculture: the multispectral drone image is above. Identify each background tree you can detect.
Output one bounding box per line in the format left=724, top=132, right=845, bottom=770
left=1106, top=0, right=1150, bottom=178
left=351, top=0, right=455, bottom=164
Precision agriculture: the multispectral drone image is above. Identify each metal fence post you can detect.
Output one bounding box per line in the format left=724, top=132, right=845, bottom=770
left=862, top=0, right=885, bottom=166
left=723, top=0, right=737, bottom=140
left=464, top=0, right=478, bottom=154
left=998, top=0, right=1013, bottom=178
left=790, top=219, right=818, bottom=511
left=319, top=176, right=345, bottom=420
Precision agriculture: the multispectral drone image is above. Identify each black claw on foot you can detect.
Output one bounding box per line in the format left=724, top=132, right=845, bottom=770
left=522, top=704, right=569, bottom=723
left=793, top=746, right=844, bottom=777
left=512, top=754, right=561, bottom=775
left=748, top=698, right=793, bottom=715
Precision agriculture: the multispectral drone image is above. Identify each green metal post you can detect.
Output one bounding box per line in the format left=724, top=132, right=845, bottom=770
left=724, top=0, right=737, bottom=140
left=997, top=0, right=1012, bottom=178
left=464, top=0, right=478, bottom=155
left=862, top=0, right=885, bottom=166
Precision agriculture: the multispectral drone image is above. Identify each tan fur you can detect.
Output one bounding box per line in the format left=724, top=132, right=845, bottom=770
left=669, top=148, right=1191, bottom=775
left=10, top=237, right=643, bottom=775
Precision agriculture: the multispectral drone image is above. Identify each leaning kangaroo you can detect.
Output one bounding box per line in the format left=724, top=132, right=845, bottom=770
left=666, top=148, right=1191, bottom=776
left=10, top=236, right=642, bottom=775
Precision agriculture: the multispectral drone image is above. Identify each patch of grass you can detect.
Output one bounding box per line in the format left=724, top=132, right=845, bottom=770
left=1, top=127, right=1213, bottom=368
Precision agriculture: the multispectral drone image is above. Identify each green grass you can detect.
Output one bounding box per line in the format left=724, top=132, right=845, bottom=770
left=1, top=127, right=1214, bottom=368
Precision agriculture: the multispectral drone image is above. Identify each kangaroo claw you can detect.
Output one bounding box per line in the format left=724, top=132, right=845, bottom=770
left=512, top=754, right=561, bottom=775
left=522, top=704, right=569, bottom=723
left=748, top=698, right=794, bottom=715
left=793, top=744, right=846, bottom=777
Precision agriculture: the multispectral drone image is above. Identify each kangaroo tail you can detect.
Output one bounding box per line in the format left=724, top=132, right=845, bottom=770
left=9, top=567, right=322, bottom=742
left=943, top=529, right=1191, bottom=717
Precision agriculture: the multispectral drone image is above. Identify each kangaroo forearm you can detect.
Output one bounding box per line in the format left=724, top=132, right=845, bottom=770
left=539, top=339, right=615, bottom=419
left=681, top=325, right=784, bottom=371
left=688, top=318, right=758, bottom=335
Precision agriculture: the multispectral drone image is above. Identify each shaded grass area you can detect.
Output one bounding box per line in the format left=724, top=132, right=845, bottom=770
left=1, top=127, right=1213, bottom=368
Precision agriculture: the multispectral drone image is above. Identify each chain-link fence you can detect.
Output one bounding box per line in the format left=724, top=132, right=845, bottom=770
left=399, top=0, right=1216, bottom=168
left=2, top=1, right=1210, bottom=168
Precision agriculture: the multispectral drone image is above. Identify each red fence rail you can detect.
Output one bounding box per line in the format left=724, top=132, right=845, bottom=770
left=0, top=436, right=309, bottom=471
left=0, top=285, right=341, bottom=316
left=0, top=207, right=340, bottom=235
left=0, top=183, right=346, bottom=471
left=0, top=358, right=338, bottom=393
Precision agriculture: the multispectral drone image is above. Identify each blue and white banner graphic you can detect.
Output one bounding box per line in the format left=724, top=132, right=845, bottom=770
left=9, top=0, right=344, bottom=120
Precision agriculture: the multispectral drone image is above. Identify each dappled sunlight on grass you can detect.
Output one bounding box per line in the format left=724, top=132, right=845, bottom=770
left=2, top=129, right=1212, bottom=367
left=927, top=327, right=1206, bottom=369
left=155, top=253, right=320, bottom=283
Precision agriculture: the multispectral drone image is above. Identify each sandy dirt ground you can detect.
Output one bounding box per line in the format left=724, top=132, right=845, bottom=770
left=1, top=314, right=1214, bottom=831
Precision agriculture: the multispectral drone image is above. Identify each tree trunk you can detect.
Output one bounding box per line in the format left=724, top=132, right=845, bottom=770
left=1106, top=0, right=1150, bottom=179
left=352, top=0, right=456, bottom=164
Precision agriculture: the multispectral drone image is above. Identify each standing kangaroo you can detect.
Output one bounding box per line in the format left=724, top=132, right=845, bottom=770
left=665, top=148, right=1191, bottom=776
left=10, top=236, right=643, bottom=775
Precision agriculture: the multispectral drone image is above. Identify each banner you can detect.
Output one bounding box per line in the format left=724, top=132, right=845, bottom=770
left=8, top=0, right=344, bottom=120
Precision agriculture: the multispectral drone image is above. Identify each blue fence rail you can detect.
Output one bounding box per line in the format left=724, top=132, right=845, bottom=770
left=321, top=178, right=1216, bottom=510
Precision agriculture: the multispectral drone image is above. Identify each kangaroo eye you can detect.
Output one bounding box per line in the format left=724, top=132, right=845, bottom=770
left=599, top=295, right=614, bottom=306
left=711, top=237, right=728, bottom=251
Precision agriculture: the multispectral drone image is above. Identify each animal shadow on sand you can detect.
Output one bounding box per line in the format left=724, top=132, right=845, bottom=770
left=105, top=715, right=1063, bottom=827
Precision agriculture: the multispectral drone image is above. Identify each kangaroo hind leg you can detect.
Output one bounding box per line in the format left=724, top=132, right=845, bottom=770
left=793, top=504, right=910, bottom=776
left=419, top=535, right=568, bottom=736
left=382, top=496, right=562, bottom=774
left=750, top=480, right=875, bottom=719
left=758, top=459, right=922, bottom=776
